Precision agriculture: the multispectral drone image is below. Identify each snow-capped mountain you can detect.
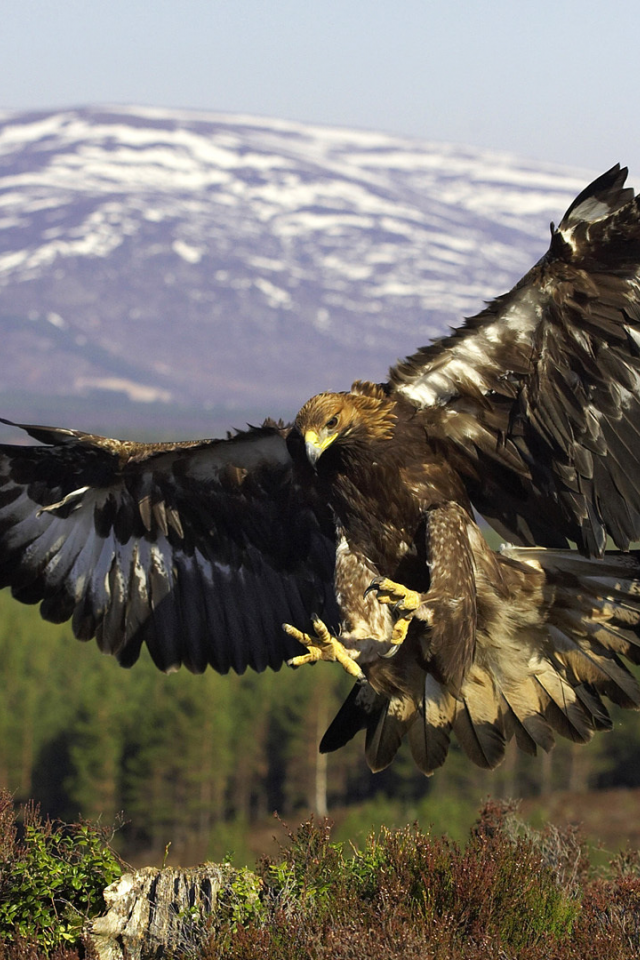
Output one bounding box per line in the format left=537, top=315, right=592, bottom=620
left=0, top=105, right=592, bottom=432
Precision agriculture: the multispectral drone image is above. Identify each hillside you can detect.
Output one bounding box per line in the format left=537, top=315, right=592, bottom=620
left=0, top=105, right=591, bottom=434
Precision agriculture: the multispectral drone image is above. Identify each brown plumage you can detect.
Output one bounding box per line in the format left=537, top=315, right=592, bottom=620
left=3, top=164, right=640, bottom=774
left=288, top=382, right=640, bottom=773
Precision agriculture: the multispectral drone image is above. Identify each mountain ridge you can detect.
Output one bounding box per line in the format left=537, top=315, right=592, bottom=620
left=0, top=105, right=593, bottom=433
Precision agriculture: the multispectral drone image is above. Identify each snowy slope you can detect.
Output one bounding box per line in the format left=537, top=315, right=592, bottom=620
left=0, top=105, right=593, bottom=426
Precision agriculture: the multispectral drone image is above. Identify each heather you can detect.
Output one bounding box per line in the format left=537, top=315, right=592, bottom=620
left=3, top=799, right=640, bottom=958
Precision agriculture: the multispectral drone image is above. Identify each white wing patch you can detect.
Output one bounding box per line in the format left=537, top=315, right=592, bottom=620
left=395, top=286, right=542, bottom=409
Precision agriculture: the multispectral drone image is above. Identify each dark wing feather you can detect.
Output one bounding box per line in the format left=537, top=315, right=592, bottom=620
left=0, top=419, right=337, bottom=673
left=390, top=164, right=640, bottom=554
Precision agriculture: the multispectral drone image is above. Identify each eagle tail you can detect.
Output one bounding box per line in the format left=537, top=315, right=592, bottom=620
left=319, top=681, right=418, bottom=773
left=407, top=674, right=455, bottom=775
left=487, top=546, right=640, bottom=754
left=318, top=681, right=406, bottom=771
left=453, top=667, right=511, bottom=769
left=318, top=682, right=377, bottom=753
left=364, top=696, right=417, bottom=772
left=413, top=546, right=640, bottom=773
left=322, top=548, right=640, bottom=775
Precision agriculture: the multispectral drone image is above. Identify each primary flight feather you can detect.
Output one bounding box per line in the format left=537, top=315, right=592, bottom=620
left=3, top=163, right=640, bottom=774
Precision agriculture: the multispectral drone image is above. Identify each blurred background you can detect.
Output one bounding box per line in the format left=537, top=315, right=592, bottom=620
left=1, top=0, right=640, bottom=867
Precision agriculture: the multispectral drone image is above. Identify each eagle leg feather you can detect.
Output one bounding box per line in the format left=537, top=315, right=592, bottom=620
left=284, top=615, right=365, bottom=679
left=364, top=576, right=426, bottom=647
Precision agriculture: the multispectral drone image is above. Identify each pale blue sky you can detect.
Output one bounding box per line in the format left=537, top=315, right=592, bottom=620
left=3, top=0, right=640, bottom=173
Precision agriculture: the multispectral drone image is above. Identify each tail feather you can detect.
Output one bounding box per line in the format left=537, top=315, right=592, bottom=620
left=454, top=665, right=508, bottom=768
left=548, top=624, right=640, bottom=708
left=505, top=546, right=640, bottom=709
left=319, top=682, right=384, bottom=754
left=574, top=684, right=612, bottom=731
left=499, top=695, right=539, bottom=755
left=365, top=696, right=416, bottom=773
left=407, top=674, right=456, bottom=775
left=554, top=607, right=640, bottom=663
left=533, top=674, right=594, bottom=743
left=453, top=701, right=507, bottom=769
left=500, top=682, right=557, bottom=752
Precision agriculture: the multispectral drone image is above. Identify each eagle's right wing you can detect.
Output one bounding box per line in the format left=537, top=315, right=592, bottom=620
left=0, top=419, right=338, bottom=674
left=391, top=165, right=640, bottom=554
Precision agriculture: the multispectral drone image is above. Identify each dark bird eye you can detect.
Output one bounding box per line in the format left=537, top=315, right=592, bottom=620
left=325, top=416, right=338, bottom=430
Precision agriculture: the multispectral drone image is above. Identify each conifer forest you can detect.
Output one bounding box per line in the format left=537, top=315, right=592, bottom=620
left=2, top=583, right=640, bottom=869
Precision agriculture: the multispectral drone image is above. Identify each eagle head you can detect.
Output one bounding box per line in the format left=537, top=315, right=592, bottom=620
left=295, top=383, right=396, bottom=466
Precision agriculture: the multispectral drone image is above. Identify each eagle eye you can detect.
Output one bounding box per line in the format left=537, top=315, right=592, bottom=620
left=325, top=416, right=339, bottom=430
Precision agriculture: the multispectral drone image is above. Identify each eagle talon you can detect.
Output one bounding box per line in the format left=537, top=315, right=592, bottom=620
left=363, top=577, right=383, bottom=600
left=364, top=576, right=422, bottom=613
left=283, top=618, right=365, bottom=680
left=365, top=576, right=423, bottom=647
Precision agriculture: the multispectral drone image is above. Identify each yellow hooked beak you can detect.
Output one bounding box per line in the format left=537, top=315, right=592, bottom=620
left=304, top=429, right=338, bottom=465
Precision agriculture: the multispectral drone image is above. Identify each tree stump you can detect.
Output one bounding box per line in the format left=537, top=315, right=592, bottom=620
left=86, top=863, right=254, bottom=960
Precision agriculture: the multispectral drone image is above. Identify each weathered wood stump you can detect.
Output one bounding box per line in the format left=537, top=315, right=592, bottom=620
left=86, top=863, right=255, bottom=960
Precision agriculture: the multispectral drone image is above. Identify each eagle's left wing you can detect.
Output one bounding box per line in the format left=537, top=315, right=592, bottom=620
left=390, top=164, right=640, bottom=555
left=0, top=419, right=337, bottom=674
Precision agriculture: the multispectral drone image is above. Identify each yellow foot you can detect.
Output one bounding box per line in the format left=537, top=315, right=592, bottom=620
left=364, top=577, right=426, bottom=648
left=284, top=616, right=365, bottom=680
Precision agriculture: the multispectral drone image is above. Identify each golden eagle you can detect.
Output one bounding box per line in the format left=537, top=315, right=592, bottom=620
left=3, top=164, right=640, bottom=775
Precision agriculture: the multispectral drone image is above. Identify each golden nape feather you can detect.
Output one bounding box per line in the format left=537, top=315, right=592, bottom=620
left=4, top=165, right=640, bottom=778
left=294, top=387, right=398, bottom=453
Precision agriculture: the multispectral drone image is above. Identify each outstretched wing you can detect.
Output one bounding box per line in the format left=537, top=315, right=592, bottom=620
left=0, top=419, right=337, bottom=673
left=391, top=164, right=640, bottom=555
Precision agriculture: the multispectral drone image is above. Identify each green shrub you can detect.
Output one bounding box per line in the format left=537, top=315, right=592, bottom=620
left=0, top=791, right=123, bottom=953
